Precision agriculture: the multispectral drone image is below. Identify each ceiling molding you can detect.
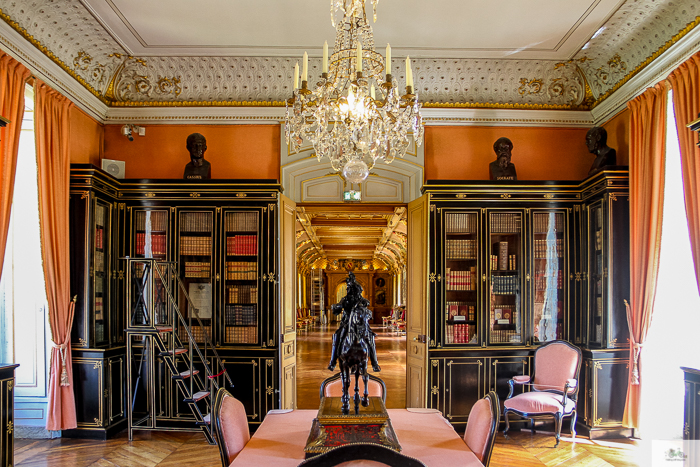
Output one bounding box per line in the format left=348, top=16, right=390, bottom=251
left=592, top=20, right=700, bottom=124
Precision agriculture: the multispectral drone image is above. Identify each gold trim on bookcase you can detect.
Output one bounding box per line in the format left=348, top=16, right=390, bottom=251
left=81, top=191, right=89, bottom=199
left=190, top=193, right=200, bottom=198
left=7, top=420, right=13, bottom=434
left=456, top=194, right=467, bottom=199
left=236, top=193, right=247, bottom=198
left=145, top=192, right=156, bottom=198
left=77, top=337, right=88, bottom=347
left=544, top=194, right=554, bottom=199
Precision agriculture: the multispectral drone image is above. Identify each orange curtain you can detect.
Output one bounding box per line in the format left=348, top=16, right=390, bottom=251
left=0, top=52, right=31, bottom=280
left=623, top=82, right=667, bottom=429
left=668, top=52, right=700, bottom=295
left=35, top=80, right=77, bottom=431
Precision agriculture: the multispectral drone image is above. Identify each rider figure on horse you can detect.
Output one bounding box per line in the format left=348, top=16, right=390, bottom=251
left=327, top=272, right=381, bottom=373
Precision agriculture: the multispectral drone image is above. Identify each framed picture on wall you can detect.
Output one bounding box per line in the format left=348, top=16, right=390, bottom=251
left=375, top=289, right=386, bottom=305
left=375, top=277, right=385, bottom=288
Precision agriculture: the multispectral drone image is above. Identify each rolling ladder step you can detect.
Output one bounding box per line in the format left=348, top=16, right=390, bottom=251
left=173, top=369, right=199, bottom=379
left=159, top=348, right=188, bottom=357
left=184, top=391, right=210, bottom=403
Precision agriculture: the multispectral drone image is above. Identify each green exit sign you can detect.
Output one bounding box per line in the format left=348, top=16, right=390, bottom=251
left=343, top=190, right=361, bottom=202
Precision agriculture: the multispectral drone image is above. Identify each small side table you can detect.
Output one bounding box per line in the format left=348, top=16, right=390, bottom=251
left=0, top=363, right=19, bottom=467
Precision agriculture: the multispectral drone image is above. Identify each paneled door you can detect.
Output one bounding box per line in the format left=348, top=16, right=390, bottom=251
left=279, top=194, right=297, bottom=409
left=407, top=194, right=429, bottom=407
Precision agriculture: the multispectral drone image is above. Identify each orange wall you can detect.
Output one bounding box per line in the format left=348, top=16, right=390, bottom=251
left=69, top=107, right=103, bottom=166
left=425, top=126, right=597, bottom=181
left=601, top=108, right=630, bottom=166
left=103, top=124, right=280, bottom=180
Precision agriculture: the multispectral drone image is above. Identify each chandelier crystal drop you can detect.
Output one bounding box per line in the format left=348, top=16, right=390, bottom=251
left=285, top=0, right=423, bottom=184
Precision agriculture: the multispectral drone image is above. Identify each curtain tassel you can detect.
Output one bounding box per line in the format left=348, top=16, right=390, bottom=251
left=624, top=299, right=642, bottom=385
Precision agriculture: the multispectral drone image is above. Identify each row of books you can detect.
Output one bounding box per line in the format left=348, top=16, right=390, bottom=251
left=446, top=302, right=476, bottom=320
left=445, top=213, right=477, bottom=234
left=533, top=238, right=564, bottom=258
left=95, top=322, right=105, bottom=343
left=224, top=305, right=257, bottom=326
left=596, top=296, right=603, bottom=316
left=490, top=328, right=521, bottom=344
left=226, top=261, right=258, bottom=280
left=224, top=326, right=258, bottom=344
left=445, top=323, right=475, bottom=344
left=94, top=250, right=105, bottom=273
left=446, top=239, right=478, bottom=259
left=95, top=227, right=104, bottom=250
left=490, top=213, right=521, bottom=233
left=184, top=261, right=211, bottom=278
left=532, top=213, right=565, bottom=233
left=227, top=285, right=258, bottom=304
left=533, top=270, right=563, bottom=291
left=489, top=254, right=516, bottom=271
left=95, top=205, right=106, bottom=226
left=446, top=268, right=477, bottom=291
left=491, top=275, right=519, bottom=294
left=180, top=236, right=212, bottom=255
left=135, top=210, right=168, bottom=231
left=180, top=212, right=213, bottom=233
left=95, top=297, right=104, bottom=320
left=226, top=212, right=258, bottom=232
left=135, top=233, right=167, bottom=255
left=595, top=230, right=603, bottom=251
left=226, top=235, right=258, bottom=255
left=179, top=325, right=211, bottom=343
left=95, top=277, right=103, bottom=294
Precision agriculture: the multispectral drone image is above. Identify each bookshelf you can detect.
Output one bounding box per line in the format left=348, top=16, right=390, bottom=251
left=488, top=211, right=523, bottom=345
left=94, top=201, right=109, bottom=345
left=223, top=211, right=259, bottom=345
left=531, top=210, right=566, bottom=343
left=444, top=212, right=479, bottom=345
left=177, top=210, right=215, bottom=344
left=588, top=203, right=604, bottom=345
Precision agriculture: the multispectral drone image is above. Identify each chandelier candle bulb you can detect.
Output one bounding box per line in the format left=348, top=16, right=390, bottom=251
left=357, top=42, right=362, bottom=73
left=302, top=52, right=308, bottom=82
left=406, top=57, right=413, bottom=89
left=323, top=41, right=328, bottom=73
left=385, top=43, right=391, bottom=76
left=294, top=62, right=299, bottom=89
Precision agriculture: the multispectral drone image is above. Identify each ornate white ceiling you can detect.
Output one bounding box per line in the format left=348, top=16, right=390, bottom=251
left=0, top=0, right=698, bottom=115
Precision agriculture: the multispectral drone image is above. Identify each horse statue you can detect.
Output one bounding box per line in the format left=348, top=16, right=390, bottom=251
left=327, top=272, right=381, bottom=414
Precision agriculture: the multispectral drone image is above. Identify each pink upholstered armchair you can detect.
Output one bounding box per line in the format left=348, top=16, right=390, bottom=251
left=503, top=340, right=582, bottom=447
left=464, top=391, right=499, bottom=467
left=212, top=388, right=251, bottom=467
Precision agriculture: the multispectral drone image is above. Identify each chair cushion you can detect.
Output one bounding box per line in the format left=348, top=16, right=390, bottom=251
left=463, top=398, right=493, bottom=463
left=504, top=391, right=576, bottom=415
left=324, top=378, right=384, bottom=399
left=220, top=394, right=251, bottom=463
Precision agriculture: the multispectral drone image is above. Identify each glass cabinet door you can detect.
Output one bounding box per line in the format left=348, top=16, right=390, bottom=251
left=531, top=210, right=566, bottom=343
left=177, top=210, right=215, bottom=343
left=93, top=201, right=110, bottom=346
left=131, top=208, right=170, bottom=326
left=588, top=203, right=604, bottom=346
left=444, top=212, right=480, bottom=346
left=488, top=211, right=523, bottom=345
left=222, top=211, right=259, bottom=346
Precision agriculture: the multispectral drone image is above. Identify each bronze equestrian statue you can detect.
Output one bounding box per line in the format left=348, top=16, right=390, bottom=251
left=327, top=272, right=381, bottom=414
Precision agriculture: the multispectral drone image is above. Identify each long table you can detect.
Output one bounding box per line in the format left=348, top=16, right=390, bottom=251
left=230, top=408, right=484, bottom=466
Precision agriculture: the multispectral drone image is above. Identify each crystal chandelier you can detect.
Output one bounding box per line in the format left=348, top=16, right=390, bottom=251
left=285, top=0, right=423, bottom=184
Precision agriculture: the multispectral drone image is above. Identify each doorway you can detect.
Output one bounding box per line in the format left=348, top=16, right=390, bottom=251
left=293, top=203, right=408, bottom=409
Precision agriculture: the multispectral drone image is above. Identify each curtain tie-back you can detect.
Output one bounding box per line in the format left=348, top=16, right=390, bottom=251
left=624, top=299, right=642, bottom=385
left=51, top=341, right=70, bottom=386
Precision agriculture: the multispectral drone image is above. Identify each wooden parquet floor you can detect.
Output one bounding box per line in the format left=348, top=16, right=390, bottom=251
left=14, top=325, right=644, bottom=466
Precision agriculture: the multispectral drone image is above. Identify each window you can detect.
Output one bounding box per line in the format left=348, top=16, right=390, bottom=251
left=640, top=90, right=700, bottom=439
left=0, top=83, right=50, bottom=404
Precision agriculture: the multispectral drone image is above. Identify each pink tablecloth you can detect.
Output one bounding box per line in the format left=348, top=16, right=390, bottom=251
left=230, top=409, right=483, bottom=466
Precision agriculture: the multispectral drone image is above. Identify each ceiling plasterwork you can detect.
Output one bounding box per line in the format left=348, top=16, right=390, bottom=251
left=1, top=0, right=698, bottom=112
left=574, top=0, right=700, bottom=101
